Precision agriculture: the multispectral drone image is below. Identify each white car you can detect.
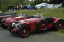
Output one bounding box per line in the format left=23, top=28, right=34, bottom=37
left=53, top=4, right=62, bottom=8
left=35, top=3, right=47, bottom=9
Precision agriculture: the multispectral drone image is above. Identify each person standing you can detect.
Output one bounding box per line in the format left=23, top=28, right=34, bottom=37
left=17, top=6, right=18, bottom=10
left=21, top=5, right=22, bottom=9
left=0, top=11, right=1, bottom=13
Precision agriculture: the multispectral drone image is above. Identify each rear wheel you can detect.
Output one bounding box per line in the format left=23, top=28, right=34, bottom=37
left=18, top=25, right=30, bottom=38
left=1, top=23, right=7, bottom=29
left=54, top=20, right=64, bottom=30
left=38, top=19, right=48, bottom=30
left=1, top=20, right=7, bottom=29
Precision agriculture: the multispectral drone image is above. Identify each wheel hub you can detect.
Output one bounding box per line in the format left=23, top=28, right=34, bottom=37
left=41, top=24, right=45, bottom=26
left=59, top=24, right=61, bottom=27
left=23, top=30, right=26, bottom=34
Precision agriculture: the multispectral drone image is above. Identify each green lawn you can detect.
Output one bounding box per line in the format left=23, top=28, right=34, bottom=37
left=57, top=29, right=64, bottom=34
left=4, top=7, right=64, bottom=34
left=5, top=7, right=64, bottom=19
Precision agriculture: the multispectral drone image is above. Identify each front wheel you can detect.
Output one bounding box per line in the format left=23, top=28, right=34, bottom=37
left=8, top=23, right=14, bottom=33
left=54, top=20, right=64, bottom=30
left=18, top=25, right=31, bottom=38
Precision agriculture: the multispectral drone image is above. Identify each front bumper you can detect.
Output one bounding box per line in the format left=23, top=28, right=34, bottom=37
left=11, top=29, right=18, bottom=31
left=11, top=29, right=18, bottom=34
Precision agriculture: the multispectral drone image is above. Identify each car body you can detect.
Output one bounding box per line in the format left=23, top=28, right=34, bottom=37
left=10, top=17, right=64, bottom=38
left=0, top=13, right=17, bottom=23
left=53, top=4, right=62, bottom=8
left=35, top=3, right=47, bottom=9
left=1, top=15, right=39, bottom=29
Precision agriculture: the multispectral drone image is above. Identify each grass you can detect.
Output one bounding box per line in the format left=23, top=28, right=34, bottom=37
left=57, top=29, right=64, bottom=34
left=4, top=7, right=64, bottom=19
left=4, top=7, right=64, bottom=34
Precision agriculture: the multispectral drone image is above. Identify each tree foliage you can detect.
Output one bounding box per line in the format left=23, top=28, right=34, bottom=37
left=0, top=0, right=30, bottom=12
left=48, top=0, right=62, bottom=4
left=0, top=0, right=64, bottom=12
left=30, top=0, right=38, bottom=6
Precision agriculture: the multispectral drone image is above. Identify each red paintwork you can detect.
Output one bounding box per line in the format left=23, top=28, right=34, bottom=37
left=1, top=15, right=37, bottom=27
left=4, top=16, right=25, bottom=27
left=48, top=24, right=53, bottom=27
left=11, top=29, right=18, bottom=31
left=53, top=18, right=62, bottom=23
left=0, top=15, right=16, bottom=20
left=23, top=18, right=42, bottom=30
left=12, top=17, right=64, bottom=32
left=57, top=22, right=63, bottom=30
left=1, top=18, right=7, bottom=22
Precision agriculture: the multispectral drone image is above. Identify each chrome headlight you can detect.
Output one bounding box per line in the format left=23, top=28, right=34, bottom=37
left=12, top=23, right=19, bottom=29
left=15, top=24, right=19, bottom=28
left=18, top=20, right=24, bottom=24
left=12, top=23, right=15, bottom=27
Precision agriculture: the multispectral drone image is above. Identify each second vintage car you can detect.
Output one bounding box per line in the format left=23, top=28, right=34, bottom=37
left=9, top=17, right=64, bottom=38
left=1, top=15, right=40, bottom=29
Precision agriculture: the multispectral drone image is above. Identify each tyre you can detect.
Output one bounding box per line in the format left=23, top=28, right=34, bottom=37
left=1, top=22, right=7, bottom=29
left=35, top=7, right=38, bottom=10
left=38, top=19, right=48, bottom=30
left=33, top=7, right=35, bottom=9
left=40, top=6, right=42, bottom=9
left=54, top=20, right=64, bottom=30
left=1, top=20, right=7, bottom=29
left=8, top=23, right=14, bottom=33
left=18, top=25, right=30, bottom=38
left=11, top=31, right=15, bottom=35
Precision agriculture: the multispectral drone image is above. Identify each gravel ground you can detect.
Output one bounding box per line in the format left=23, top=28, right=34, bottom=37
left=0, top=27, right=64, bottom=42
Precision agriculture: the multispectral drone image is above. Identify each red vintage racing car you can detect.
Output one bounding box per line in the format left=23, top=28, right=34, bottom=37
left=1, top=15, right=40, bottom=29
left=9, top=17, right=64, bottom=38
left=0, top=13, right=17, bottom=23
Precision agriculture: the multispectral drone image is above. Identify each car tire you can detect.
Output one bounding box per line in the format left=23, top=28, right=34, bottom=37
left=1, top=23, right=7, bottom=29
left=38, top=19, right=48, bottom=30
left=54, top=20, right=64, bottom=30
left=8, top=23, right=14, bottom=33
left=18, top=25, right=31, bottom=38
left=11, top=31, right=15, bottom=35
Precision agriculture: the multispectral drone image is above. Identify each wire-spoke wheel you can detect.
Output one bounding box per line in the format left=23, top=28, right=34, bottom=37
left=54, top=20, right=64, bottom=30
left=18, top=25, right=30, bottom=38
left=38, top=19, right=48, bottom=30
left=20, top=27, right=29, bottom=36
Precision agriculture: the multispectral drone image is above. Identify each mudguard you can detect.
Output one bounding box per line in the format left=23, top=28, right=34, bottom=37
left=20, top=22, right=29, bottom=25
left=53, top=18, right=63, bottom=23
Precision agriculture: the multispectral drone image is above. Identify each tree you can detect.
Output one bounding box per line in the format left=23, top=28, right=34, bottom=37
left=30, top=0, right=38, bottom=6
left=0, top=0, right=30, bottom=12
left=48, top=0, right=62, bottom=4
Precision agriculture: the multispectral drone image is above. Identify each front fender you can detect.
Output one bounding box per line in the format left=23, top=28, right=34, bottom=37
left=53, top=18, right=63, bottom=23
left=20, top=22, right=29, bottom=25
left=6, top=19, right=17, bottom=27
left=1, top=18, right=6, bottom=21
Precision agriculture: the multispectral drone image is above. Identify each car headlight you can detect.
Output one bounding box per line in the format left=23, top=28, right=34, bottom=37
left=18, top=20, right=24, bottom=24
left=21, top=20, right=24, bottom=23
left=12, top=23, right=19, bottom=29
left=12, top=23, right=15, bottom=27
left=15, top=24, right=19, bottom=29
